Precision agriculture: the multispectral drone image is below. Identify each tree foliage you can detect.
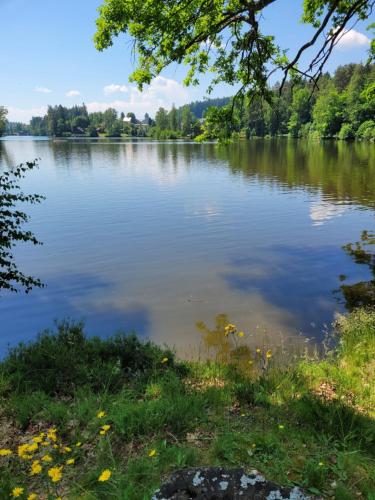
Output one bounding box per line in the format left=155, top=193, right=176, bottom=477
left=95, top=0, right=374, bottom=101
left=0, top=160, right=45, bottom=294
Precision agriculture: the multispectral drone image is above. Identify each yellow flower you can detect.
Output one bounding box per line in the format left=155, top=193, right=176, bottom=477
left=18, top=444, right=32, bottom=460
left=64, top=446, right=72, bottom=453
left=48, top=466, right=63, bottom=483
left=98, top=469, right=111, bottom=482
left=41, top=441, right=50, bottom=447
left=0, top=448, right=12, bottom=456
left=12, top=487, right=24, bottom=498
left=42, top=454, right=53, bottom=462
left=256, top=348, right=261, bottom=354
left=278, top=424, right=285, bottom=430
left=248, top=360, right=253, bottom=365
left=224, top=323, right=236, bottom=335
left=53, top=444, right=59, bottom=449
left=31, top=460, right=42, bottom=475
left=148, top=449, right=157, bottom=457
left=161, top=357, right=168, bottom=364
left=97, top=410, right=106, bottom=418
left=100, top=424, right=111, bottom=434
left=28, top=494, right=38, bottom=500
left=66, top=458, right=75, bottom=465
left=28, top=443, right=38, bottom=452
left=33, top=436, right=43, bottom=443
left=318, top=462, right=324, bottom=467
left=266, top=350, right=272, bottom=359
left=47, top=428, right=57, bottom=442
left=75, top=442, right=82, bottom=447
left=238, top=331, right=245, bottom=338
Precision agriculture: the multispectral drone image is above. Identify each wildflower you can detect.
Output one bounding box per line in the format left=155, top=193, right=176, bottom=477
left=278, top=424, right=284, bottom=430
left=248, top=360, right=253, bottom=365
left=41, top=441, right=50, bottom=447
left=28, top=443, right=38, bottom=452
left=148, top=449, right=157, bottom=457
left=75, top=442, right=82, bottom=447
left=318, top=462, right=324, bottom=467
left=33, top=436, right=43, bottom=444
left=238, top=331, right=245, bottom=338
left=64, top=446, right=72, bottom=453
left=98, top=469, right=112, bottom=482
left=0, top=449, right=12, bottom=456
left=224, top=324, right=236, bottom=336
left=31, top=460, right=42, bottom=475
left=161, top=357, right=168, bottom=364
left=66, top=458, right=75, bottom=465
left=97, top=410, right=106, bottom=418
left=252, top=443, right=256, bottom=448
left=48, top=466, right=63, bottom=483
left=18, top=444, right=32, bottom=460
left=256, top=348, right=261, bottom=354
left=53, top=444, right=59, bottom=449
left=42, top=454, right=53, bottom=462
left=28, top=494, right=38, bottom=500
left=99, top=424, right=111, bottom=435
left=12, top=487, right=24, bottom=498
left=47, top=428, right=57, bottom=442
left=266, top=350, right=272, bottom=359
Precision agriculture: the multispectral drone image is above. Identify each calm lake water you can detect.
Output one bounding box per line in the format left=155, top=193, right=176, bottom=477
left=0, top=137, right=374, bottom=356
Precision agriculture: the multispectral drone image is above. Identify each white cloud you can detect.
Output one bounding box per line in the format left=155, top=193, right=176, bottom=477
left=87, top=76, right=190, bottom=117
left=34, top=86, right=52, bottom=94
left=66, top=90, right=81, bottom=97
left=310, top=201, right=347, bottom=226
left=103, top=84, right=128, bottom=95
left=335, top=29, right=371, bottom=49
left=6, top=106, right=47, bottom=122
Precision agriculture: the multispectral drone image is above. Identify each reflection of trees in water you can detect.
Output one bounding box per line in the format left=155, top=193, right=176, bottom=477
left=0, top=141, right=14, bottom=168
left=339, top=231, right=375, bottom=310
left=215, top=139, right=375, bottom=209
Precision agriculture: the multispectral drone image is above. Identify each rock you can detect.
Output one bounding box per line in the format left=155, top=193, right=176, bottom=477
left=152, top=467, right=316, bottom=499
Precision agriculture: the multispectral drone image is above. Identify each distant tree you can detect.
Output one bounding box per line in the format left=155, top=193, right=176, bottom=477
left=155, top=107, right=169, bottom=131
left=0, top=160, right=45, bottom=294
left=0, top=106, right=8, bottom=136
left=103, top=108, right=118, bottom=130
left=126, top=112, right=137, bottom=124
left=169, top=105, right=179, bottom=131
left=288, top=88, right=314, bottom=138
left=312, top=85, right=344, bottom=138
left=180, top=105, right=194, bottom=136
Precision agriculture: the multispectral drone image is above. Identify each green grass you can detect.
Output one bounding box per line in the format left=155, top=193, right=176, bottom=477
left=0, top=309, right=374, bottom=499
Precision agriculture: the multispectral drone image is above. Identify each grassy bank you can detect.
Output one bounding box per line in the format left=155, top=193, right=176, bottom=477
left=0, top=310, right=374, bottom=499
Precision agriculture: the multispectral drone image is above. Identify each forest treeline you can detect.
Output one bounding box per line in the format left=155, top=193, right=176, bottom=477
left=1, top=63, right=374, bottom=141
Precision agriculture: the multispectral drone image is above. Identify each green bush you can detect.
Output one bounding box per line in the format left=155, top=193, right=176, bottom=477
left=356, top=120, right=375, bottom=141
left=338, top=123, right=355, bottom=141
left=1, top=321, right=175, bottom=396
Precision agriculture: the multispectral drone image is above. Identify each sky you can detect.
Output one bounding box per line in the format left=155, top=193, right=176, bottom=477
left=0, top=0, right=373, bottom=122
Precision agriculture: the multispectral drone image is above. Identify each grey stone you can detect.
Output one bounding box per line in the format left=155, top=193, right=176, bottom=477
left=152, top=467, right=317, bottom=499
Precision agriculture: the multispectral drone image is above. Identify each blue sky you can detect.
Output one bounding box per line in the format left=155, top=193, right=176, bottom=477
left=0, top=0, right=372, bottom=122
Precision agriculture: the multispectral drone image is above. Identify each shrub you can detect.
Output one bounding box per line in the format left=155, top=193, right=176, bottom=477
left=1, top=321, right=175, bottom=396
left=338, top=123, right=355, bottom=141
left=356, top=120, right=375, bottom=141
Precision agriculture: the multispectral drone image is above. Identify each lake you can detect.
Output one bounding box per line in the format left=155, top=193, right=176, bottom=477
left=0, top=137, right=374, bottom=356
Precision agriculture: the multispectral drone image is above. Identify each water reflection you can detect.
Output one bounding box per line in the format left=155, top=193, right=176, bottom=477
left=0, top=138, right=374, bottom=355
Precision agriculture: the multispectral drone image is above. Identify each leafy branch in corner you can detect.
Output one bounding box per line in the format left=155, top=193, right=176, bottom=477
left=0, top=160, right=45, bottom=294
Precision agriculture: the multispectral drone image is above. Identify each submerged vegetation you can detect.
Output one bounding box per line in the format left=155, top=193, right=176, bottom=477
left=0, top=309, right=374, bottom=499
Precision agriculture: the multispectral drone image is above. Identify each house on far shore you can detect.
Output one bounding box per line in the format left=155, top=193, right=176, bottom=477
left=123, top=116, right=133, bottom=124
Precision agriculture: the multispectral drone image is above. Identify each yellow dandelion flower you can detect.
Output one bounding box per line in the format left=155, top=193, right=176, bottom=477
left=66, top=458, right=75, bottom=465
left=266, top=350, right=272, bottom=359
left=75, top=442, right=82, bottom=447
left=53, top=444, right=59, bottom=449
left=148, top=449, right=157, bottom=457
left=0, top=449, right=12, bottom=456
left=238, top=331, right=245, bottom=338
left=47, top=429, right=57, bottom=442
left=28, top=443, right=38, bottom=452
left=161, top=357, right=168, bottom=364
left=256, top=348, right=261, bottom=354
left=98, top=469, right=111, bottom=482
left=33, top=436, right=43, bottom=444
left=30, top=460, right=42, bottom=475
left=42, top=454, right=53, bottom=463
left=41, top=441, right=50, bottom=447
left=48, top=466, right=63, bottom=483
left=18, top=444, right=32, bottom=460
left=97, top=410, right=106, bottom=419
left=64, top=446, right=72, bottom=453
left=28, top=494, right=38, bottom=500
left=12, top=487, right=24, bottom=498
